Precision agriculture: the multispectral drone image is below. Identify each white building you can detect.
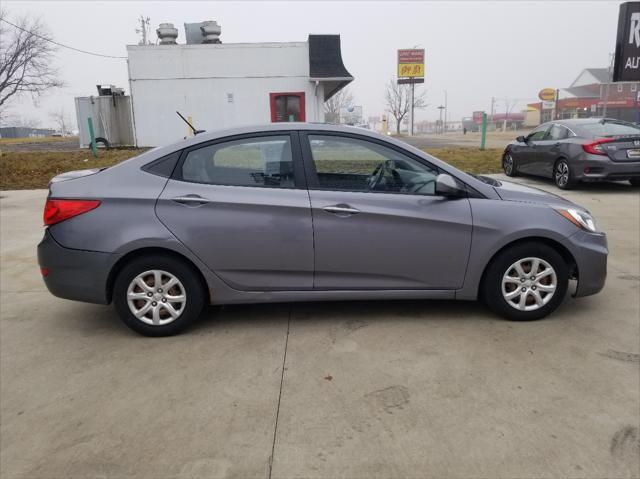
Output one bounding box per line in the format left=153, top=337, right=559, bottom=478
left=126, top=26, right=353, bottom=147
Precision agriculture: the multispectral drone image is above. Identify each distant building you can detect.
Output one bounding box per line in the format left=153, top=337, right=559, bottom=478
left=0, top=127, right=56, bottom=139
left=126, top=24, right=353, bottom=147
left=528, top=68, right=640, bottom=125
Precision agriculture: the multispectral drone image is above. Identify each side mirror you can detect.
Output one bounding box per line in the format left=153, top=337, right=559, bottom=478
left=516, top=135, right=526, bottom=143
left=435, top=174, right=466, bottom=198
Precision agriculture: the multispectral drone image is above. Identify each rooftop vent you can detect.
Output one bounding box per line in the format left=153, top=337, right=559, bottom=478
left=184, top=21, right=221, bottom=44
left=156, top=23, right=178, bottom=44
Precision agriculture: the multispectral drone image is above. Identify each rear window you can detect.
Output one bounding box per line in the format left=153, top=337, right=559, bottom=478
left=581, top=121, right=640, bottom=137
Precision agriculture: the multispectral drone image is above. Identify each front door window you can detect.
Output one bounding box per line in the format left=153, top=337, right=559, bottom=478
left=270, top=92, right=305, bottom=122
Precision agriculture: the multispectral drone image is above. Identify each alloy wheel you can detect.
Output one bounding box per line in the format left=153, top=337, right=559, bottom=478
left=126, top=270, right=186, bottom=325
left=501, top=257, right=557, bottom=311
left=503, top=154, right=514, bottom=175
left=555, top=161, right=569, bottom=187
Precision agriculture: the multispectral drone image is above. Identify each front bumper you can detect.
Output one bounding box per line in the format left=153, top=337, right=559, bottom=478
left=569, top=229, right=608, bottom=297
left=37, top=230, right=116, bottom=305
left=576, top=154, right=640, bottom=182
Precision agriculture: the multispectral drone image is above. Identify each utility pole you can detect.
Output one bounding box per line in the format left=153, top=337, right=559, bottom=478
left=602, top=52, right=614, bottom=118
left=410, top=83, right=415, bottom=136
left=443, top=89, right=448, bottom=134
left=437, top=105, right=445, bottom=134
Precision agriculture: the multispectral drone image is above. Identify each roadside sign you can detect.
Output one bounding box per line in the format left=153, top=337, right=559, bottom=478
left=397, top=49, right=425, bottom=84
left=542, top=100, right=555, bottom=109
left=613, top=2, right=640, bottom=82
left=472, top=111, right=484, bottom=124
left=538, top=88, right=557, bottom=101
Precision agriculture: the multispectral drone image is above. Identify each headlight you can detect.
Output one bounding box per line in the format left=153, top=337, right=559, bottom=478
left=555, top=208, right=599, bottom=233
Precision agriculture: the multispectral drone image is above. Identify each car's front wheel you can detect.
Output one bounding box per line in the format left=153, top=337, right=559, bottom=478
left=113, top=255, right=205, bottom=336
left=554, top=159, right=576, bottom=189
left=482, top=242, right=569, bottom=321
left=503, top=153, right=518, bottom=177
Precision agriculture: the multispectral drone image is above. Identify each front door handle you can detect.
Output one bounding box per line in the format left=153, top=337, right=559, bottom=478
left=171, top=195, right=211, bottom=206
left=322, top=205, right=360, bottom=215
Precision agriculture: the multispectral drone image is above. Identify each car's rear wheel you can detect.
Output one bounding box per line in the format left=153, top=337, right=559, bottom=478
left=503, top=153, right=518, bottom=177
left=482, top=242, right=569, bottom=321
left=113, top=255, right=205, bottom=336
left=630, top=178, right=640, bottom=186
left=554, top=159, right=576, bottom=190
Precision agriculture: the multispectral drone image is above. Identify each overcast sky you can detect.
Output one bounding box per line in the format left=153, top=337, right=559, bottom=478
left=3, top=0, right=620, bottom=129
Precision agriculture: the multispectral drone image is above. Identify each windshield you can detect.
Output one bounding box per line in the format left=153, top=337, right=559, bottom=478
left=580, top=120, right=640, bottom=137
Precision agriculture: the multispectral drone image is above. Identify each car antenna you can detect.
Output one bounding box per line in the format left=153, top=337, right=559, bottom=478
left=176, top=111, right=205, bottom=135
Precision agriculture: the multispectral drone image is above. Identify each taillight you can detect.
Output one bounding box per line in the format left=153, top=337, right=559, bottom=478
left=582, top=138, right=614, bottom=156
left=43, top=199, right=101, bottom=226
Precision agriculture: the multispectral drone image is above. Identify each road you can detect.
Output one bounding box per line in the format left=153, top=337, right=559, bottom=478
left=1, top=178, right=638, bottom=478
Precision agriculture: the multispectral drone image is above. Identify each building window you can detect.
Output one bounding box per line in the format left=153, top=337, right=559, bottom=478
left=632, top=84, right=638, bottom=92
left=270, top=92, right=305, bottom=122
left=618, top=84, right=624, bottom=93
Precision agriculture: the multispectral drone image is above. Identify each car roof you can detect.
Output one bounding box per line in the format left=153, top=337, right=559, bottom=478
left=553, top=118, right=632, bottom=126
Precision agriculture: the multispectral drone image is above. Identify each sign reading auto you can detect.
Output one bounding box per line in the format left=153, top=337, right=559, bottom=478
left=613, top=1, right=640, bottom=82
left=398, top=49, right=425, bottom=84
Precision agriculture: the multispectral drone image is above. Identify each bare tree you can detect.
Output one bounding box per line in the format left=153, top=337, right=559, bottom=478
left=49, top=107, right=70, bottom=135
left=384, top=79, right=427, bottom=134
left=0, top=9, right=64, bottom=108
left=324, top=87, right=354, bottom=123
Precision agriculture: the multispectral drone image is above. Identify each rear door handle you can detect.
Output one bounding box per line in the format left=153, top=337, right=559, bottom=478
left=322, top=205, right=360, bottom=215
left=171, top=195, right=211, bottom=205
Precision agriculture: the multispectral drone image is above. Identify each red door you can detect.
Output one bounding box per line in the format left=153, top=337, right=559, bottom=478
left=270, top=92, right=306, bottom=122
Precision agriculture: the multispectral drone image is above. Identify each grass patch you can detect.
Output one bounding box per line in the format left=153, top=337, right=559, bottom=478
left=0, top=146, right=504, bottom=190
left=0, top=149, right=144, bottom=190
left=423, top=148, right=503, bottom=174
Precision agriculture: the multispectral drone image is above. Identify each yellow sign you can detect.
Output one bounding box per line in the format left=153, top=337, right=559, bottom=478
left=398, top=63, right=425, bottom=78
left=538, top=88, right=557, bottom=101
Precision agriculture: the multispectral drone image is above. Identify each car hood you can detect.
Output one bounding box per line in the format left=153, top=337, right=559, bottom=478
left=493, top=180, right=577, bottom=208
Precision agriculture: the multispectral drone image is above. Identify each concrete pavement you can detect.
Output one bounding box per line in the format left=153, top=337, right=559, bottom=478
left=0, top=179, right=638, bottom=478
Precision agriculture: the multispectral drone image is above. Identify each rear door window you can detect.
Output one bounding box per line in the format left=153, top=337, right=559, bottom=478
left=180, top=135, right=295, bottom=188
left=546, top=124, right=569, bottom=141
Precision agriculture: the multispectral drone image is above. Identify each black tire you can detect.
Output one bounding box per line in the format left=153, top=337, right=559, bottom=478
left=113, top=255, right=205, bottom=336
left=503, top=152, right=518, bottom=177
left=95, top=137, right=110, bottom=149
left=630, top=178, right=640, bottom=186
left=554, top=158, right=577, bottom=190
left=482, top=242, right=569, bottom=321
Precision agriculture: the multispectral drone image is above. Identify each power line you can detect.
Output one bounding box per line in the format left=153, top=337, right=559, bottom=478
left=0, top=17, right=127, bottom=59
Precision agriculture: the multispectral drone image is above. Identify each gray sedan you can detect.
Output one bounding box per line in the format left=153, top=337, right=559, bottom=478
left=502, top=118, right=640, bottom=189
left=38, top=124, right=607, bottom=336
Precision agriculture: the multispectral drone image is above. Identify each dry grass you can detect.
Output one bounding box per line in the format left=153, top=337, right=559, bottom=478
left=0, top=136, right=74, bottom=145
left=0, top=149, right=144, bottom=190
left=424, top=147, right=503, bottom=174
left=0, top=147, right=503, bottom=190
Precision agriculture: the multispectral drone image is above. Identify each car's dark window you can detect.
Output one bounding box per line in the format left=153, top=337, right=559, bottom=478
left=181, top=136, right=294, bottom=188
left=142, top=151, right=181, bottom=177
left=580, top=121, right=640, bottom=137
left=308, top=135, right=439, bottom=195
left=528, top=125, right=549, bottom=141
left=546, top=124, right=569, bottom=141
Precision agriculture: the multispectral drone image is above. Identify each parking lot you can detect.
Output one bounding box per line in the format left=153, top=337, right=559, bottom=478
left=1, top=177, right=638, bottom=478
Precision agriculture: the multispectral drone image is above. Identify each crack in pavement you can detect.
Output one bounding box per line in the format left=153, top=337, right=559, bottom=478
left=268, top=305, right=291, bottom=479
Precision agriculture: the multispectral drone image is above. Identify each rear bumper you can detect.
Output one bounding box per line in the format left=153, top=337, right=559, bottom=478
left=37, top=230, right=116, bottom=305
left=575, top=155, right=640, bottom=181
left=570, top=229, right=608, bottom=297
